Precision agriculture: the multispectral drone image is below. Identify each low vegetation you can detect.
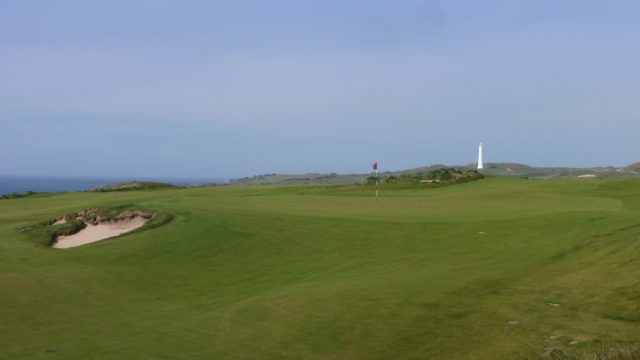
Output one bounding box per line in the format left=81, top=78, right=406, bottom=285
left=91, top=180, right=178, bottom=192
left=222, top=172, right=366, bottom=185
left=0, top=191, right=40, bottom=200
left=365, top=167, right=484, bottom=185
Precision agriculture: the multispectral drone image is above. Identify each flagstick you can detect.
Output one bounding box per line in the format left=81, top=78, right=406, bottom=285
left=375, top=168, right=378, bottom=202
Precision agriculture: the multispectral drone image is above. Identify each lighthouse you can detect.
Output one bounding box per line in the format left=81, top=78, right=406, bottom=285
left=477, top=143, right=484, bottom=170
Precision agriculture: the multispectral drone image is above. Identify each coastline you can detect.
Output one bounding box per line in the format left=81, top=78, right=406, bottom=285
left=0, top=175, right=224, bottom=196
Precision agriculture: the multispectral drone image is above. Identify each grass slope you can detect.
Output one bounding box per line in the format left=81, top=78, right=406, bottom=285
left=1, top=178, right=640, bottom=359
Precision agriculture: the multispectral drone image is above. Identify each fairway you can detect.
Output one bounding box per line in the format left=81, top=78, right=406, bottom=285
left=1, top=178, right=640, bottom=359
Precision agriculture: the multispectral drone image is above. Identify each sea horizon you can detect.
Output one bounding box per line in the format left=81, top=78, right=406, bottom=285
left=0, top=175, right=226, bottom=196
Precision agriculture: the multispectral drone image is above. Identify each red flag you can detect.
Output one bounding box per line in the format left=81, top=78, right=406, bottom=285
left=372, top=162, right=378, bottom=170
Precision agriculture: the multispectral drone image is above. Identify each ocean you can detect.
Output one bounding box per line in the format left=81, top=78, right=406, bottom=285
left=0, top=176, right=224, bottom=196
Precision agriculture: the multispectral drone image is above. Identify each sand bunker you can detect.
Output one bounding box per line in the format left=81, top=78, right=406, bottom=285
left=53, top=210, right=153, bottom=248
left=54, top=218, right=148, bottom=248
left=52, top=218, right=67, bottom=225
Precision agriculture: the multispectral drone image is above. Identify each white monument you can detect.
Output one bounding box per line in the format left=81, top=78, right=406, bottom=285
left=477, top=143, right=484, bottom=169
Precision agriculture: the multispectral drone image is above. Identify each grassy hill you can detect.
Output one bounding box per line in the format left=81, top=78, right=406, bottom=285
left=2, top=178, right=640, bottom=358
left=221, top=163, right=640, bottom=186
left=92, top=180, right=178, bottom=192
left=474, top=163, right=636, bottom=179
left=221, top=172, right=367, bottom=185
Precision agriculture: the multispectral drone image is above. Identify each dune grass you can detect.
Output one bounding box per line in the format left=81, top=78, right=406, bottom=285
left=1, top=178, right=639, bottom=359
left=92, top=180, right=178, bottom=192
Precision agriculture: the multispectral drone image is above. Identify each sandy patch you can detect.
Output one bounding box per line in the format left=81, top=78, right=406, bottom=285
left=52, top=218, right=67, bottom=225
left=53, top=217, right=148, bottom=248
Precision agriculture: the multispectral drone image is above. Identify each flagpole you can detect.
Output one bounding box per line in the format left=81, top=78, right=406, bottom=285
left=372, top=162, right=379, bottom=202
left=375, top=167, right=378, bottom=202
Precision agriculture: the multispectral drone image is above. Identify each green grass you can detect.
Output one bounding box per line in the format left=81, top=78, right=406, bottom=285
left=1, top=177, right=640, bottom=359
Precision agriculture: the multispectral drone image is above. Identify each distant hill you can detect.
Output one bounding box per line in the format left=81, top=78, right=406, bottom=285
left=219, top=173, right=368, bottom=186
left=474, top=163, right=638, bottom=179
left=218, top=162, right=640, bottom=185
left=622, top=162, right=640, bottom=173
left=92, top=181, right=179, bottom=192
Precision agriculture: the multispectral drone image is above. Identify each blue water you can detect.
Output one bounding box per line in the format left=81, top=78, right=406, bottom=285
left=0, top=176, right=224, bottom=196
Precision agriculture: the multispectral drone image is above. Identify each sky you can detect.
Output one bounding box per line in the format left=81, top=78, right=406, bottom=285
left=1, top=0, right=640, bottom=178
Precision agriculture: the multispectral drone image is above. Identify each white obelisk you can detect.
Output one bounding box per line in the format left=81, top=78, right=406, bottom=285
left=477, top=143, right=484, bottom=169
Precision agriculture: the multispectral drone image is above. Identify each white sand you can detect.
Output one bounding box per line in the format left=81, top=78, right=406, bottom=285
left=53, top=217, right=148, bottom=248
left=53, top=218, right=67, bottom=225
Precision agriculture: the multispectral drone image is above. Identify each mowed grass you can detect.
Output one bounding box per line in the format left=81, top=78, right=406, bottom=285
left=1, top=177, right=639, bottom=359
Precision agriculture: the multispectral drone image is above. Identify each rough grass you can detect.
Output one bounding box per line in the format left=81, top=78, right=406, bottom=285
left=522, top=342, right=640, bottom=359
left=1, top=178, right=640, bottom=359
left=0, top=190, right=40, bottom=200
left=92, top=180, right=178, bottom=192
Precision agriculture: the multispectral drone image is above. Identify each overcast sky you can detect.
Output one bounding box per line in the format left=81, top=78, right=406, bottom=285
left=2, top=1, right=640, bottom=178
